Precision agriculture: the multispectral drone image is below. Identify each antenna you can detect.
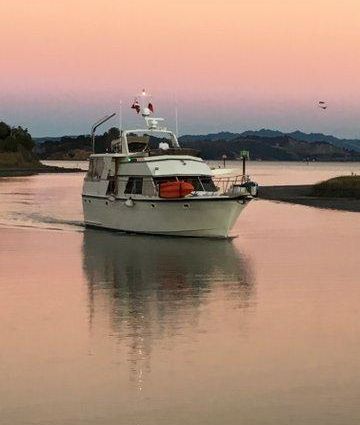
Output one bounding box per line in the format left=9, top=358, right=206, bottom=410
left=172, top=92, right=179, bottom=137
left=119, top=100, right=123, bottom=133
left=139, top=88, right=153, bottom=117
left=175, top=103, right=179, bottom=137
left=140, top=88, right=147, bottom=113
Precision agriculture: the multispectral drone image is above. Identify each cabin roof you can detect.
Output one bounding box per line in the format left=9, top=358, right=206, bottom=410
left=89, top=154, right=204, bottom=163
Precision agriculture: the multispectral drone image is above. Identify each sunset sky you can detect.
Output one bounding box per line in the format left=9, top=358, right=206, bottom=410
left=1, top=0, right=360, bottom=137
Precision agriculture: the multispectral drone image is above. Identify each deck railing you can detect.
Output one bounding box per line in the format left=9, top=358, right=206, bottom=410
left=213, top=174, right=249, bottom=195
left=107, top=174, right=252, bottom=198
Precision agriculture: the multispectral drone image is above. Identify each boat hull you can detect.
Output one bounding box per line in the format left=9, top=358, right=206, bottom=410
left=82, top=196, right=250, bottom=238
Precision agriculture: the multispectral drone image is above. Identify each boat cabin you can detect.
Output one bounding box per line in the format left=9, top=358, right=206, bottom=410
left=85, top=153, right=218, bottom=199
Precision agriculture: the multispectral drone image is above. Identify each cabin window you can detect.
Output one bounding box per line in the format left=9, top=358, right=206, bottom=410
left=106, top=177, right=117, bottom=195
left=181, top=177, right=203, bottom=191
left=127, top=135, right=150, bottom=153
left=199, top=177, right=217, bottom=192
left=125, top=177, right=143, bottom=194
left=153, top=177, right=177, bottom=185
left=153, top=177, right=177, bottom=194
left=153, top=176, right=216, bottom=192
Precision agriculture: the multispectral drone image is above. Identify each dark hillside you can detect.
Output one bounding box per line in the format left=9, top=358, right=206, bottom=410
left=36, top=128, right=360, bottom=161
left=181, top=135, right=360, bottom=161
left=36, top=128, right=120, bottom=159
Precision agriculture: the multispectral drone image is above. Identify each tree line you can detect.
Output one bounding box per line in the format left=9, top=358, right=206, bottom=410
left=38, top=127, right=120, bottom=158
left=0, top=122, right=34, bottom=153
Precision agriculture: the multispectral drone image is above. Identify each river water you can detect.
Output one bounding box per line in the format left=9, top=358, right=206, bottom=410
left=0, top=162, right=360, bottom=425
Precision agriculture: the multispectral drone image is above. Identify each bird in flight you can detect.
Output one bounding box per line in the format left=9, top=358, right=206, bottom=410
left=318, top=101, right=328, bottom=110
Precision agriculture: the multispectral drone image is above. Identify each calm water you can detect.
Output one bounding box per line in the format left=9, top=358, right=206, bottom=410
left=0, top=162, right=360, bottom=424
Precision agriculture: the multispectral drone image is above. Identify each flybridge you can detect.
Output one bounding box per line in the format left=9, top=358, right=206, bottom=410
left=92, top=90, right=180, bottom=155
left=112, top=128, right=180, bottom=156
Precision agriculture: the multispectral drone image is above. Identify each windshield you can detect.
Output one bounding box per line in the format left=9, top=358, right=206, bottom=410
left=153, top=176, right=217, bottom=192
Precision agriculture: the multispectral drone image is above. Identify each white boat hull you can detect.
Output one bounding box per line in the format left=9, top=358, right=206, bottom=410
left=82, top=196, right=249, bottom=238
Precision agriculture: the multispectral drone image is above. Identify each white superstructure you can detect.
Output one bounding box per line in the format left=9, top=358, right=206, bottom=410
left=82, top=93, right=256, bottom=238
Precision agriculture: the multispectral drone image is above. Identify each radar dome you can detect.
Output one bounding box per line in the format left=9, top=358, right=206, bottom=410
left=142, top=107, right=151, bottom=117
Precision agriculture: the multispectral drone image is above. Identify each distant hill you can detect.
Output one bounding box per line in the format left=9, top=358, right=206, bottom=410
left=180, top=134, right=360, bottom=161
left=35, top=128, right=120, bottom=160
left=240, top=129, right=284, bottom=139
left=35, top=127, right=360, bottom=161
left=286, top=131, right=360, bottom=152
left=179, top=132, right=239, bottom=143
left=34, top=136, right=62, bottom=143
left=181, top=129, right=360, bottom=153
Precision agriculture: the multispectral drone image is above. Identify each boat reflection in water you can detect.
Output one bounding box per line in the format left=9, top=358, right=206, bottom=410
left=82, top=230, right=254, bottom=387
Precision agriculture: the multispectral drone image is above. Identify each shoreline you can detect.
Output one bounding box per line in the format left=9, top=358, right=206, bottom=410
left=259, top=184, right=360, bottom=212
left=1, top=166, right=359, bottom=213
left=0, top=165, right=84, bottom=177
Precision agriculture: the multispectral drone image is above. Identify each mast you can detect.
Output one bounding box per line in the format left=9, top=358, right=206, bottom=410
left=175, top=104, right=179, bottom=137
left=119, top=100, right=123, bottom=134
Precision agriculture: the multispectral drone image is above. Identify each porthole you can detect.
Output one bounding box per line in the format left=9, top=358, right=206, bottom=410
left=183, top=203, right=190, bottom=209
left=151, top=204, right=156, bottom=208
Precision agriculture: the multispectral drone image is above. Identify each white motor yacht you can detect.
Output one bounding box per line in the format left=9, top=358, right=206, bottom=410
left=82, top=93, right=257, bottom=238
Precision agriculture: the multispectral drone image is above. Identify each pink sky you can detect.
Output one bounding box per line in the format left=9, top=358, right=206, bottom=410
left=1, top=0, right=360, bottom=137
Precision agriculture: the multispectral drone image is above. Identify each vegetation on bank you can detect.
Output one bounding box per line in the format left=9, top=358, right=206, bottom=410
left=36, top=128, right=120, bottom=160
left=0, top=121, right=84, bottom=176
left=313, top=176, right=360, bottom=199
left=0, top=121, right=41, bottom=168
left=0, top=121, right=34, bottom=151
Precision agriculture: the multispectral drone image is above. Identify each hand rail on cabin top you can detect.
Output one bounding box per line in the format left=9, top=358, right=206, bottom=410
left=213, top=174, right=250, bottom=195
